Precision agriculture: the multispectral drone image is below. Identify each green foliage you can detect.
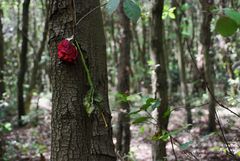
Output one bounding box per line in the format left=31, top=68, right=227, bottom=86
left=224, top=8, right=240, bottom=25
left=215, top=16, right=238, bottom=37
left=215, top=8, right=240, bottom=36
left=162, top=5, right=176, bottom=19
left=0, top=122, right=12, bottom=133
left=132, top=116, right=151, bottom=124
left=179, top=141, right=193, bottom=150
left=21, top=108, right=44, bottom=126
left=106, top=0, right=120, bottom=14
left=106, top=0, right=141, bottom=22
left=236, top=151, right=240, bottom=157
left=152, top=131, right=170, bottom=142
left=123, top=0, right=141, bottom=22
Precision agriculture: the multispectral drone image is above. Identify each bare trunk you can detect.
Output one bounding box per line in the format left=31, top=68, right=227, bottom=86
left=25, top=3, right=48, bottom=113
left=199, top=0, right=216, bottom=132
left=151, top=0, right=169, bottom=160
left=0, top=8, right=4, bottom=100
left=173, top=0, right=192, bottom=126
left=17, top=0, right=30, bottom=126
left=116, top=0, right=131, bottom=158
left=49, top=0, right=116, bottom=160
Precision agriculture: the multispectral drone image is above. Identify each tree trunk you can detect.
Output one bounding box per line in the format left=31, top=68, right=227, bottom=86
left=199, top=0, right=216, bottom=132
left=25, top=2, right=48, bottom=113
left=0, top=8, right=4, bottom=100
left=173, top=0, right=192, bottom=126
left=17, top=0, right=30, bottom=126
left=151, top=0, right=169, bottom=160
left=49, top=0, right=116, bottom=161
left=219, top=0, right=236, bottom=95
left=0, top=6, right=4, bottom=155
left=116, top=0, right=131, bottom=158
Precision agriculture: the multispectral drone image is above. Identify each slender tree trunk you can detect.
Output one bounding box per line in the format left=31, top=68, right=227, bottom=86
left=116, top=0, right=131, bottom=158
left=17, top=0, right=30, bottom=126
left=0, top=8, right=4, bottom=100
left=49, top=0, right=116, bottom=160
left=0, top=6, right=4, bottom=159
left=151, top=0, right=169, bottom=160
left=199, top=0, right=216, bottom=132
left=219, top=0, right=236, bottom=95
left=25, top=2, right=48, bottom=113
left=173, top=0, right=192, bottom=126
left=111, top=15, right=118, bottom=64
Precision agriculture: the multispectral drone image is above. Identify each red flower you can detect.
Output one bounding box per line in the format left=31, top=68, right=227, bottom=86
left=57, top=39, right=78, bottom=63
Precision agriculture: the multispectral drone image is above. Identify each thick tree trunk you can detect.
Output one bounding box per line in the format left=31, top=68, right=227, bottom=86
left=49, top=0, right=116, bottom=161
left=151, top=0, right=169, bottom=160
left=116, top=0, right=131, bottom=158
left=0, top=8, right=4, bottom=100
left=25, top=3, right=48, bottom=113
left=17, top=0, right=30, bottom=126
left=199, top=0, right=216, bottom=132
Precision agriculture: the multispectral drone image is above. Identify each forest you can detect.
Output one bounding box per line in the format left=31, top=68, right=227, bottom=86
left=0, top=0, right=240, bottom=161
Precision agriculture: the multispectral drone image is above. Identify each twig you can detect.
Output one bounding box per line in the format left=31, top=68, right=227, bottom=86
left=75, top=2, right=108, bottom=26
left=215, top=111, right=235, bottom=158
left=170, top=135, right=178, bottom=161
left=186, top=41, right=240, bottom=118
left=186, top=40, right=236, bottom=158
left=172, top=137, right=200, bottom=161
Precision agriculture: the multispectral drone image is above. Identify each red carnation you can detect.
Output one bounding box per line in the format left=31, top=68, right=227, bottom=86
left=57, top=39, right=78, bottom=63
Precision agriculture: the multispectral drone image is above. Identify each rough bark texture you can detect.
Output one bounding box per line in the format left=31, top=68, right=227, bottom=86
left=17, top=0, right=30, bottom=126
left=173, top=0, right=192, bottom=126
left=49, top=0, right=116, bottom=161
left=25, top=3, right=48, bottom=113
left=151, top=0, right=169, bottom=160
left=0, top=8, right=4, bottom=100
left=199, top=0, right=216, bottom=132
left=116, top=0, right=131, bottom=158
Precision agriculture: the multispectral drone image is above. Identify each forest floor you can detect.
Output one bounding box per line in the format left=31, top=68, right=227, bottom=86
left=2, top=95, right=240, bottom=161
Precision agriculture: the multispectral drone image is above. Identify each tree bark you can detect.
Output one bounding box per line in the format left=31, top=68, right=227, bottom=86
left=199, top=0, right=216, bottom=132
left=116, top=0, right=131, bottom=158
left=0, top=8, right=4, bottom=100
left=151, top=0, right=170, bottom=160
left=17, top=0, right=30, bottom=126
left=49, top=0, right=116, bottom=160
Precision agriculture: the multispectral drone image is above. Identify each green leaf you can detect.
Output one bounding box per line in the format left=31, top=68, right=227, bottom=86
left=215, top=16, right=238, bottom=37
left=106, top=0, right=120, bottom=14
left=168, top=12, right=176, bottom=19
left=129, top=109, right=141, bottom=115
left=152, top=131, right=170, bottom=141
left=0, top=122, right=12, bottom=133
left=115, top=92, right=128, bottom=103
left=141, top=98, right=155, bottom=111
left=94, top=93, right=103, bottom=103
left=132, top=116, right=150, bottom=124
left=151, top=100, right=160, bottom=109
left=139, top=126, right=145, bottom=134
left=236, top=151, right=240, bottom=157
left=84, top=88, right=95, bottom=115
left=123, top=0, right=141, bottom=22
left=180, top=141, right=193, bottom=150
left=224, top=8, right=240, bottom=25
left=163, top=107, right=171, bottom=118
